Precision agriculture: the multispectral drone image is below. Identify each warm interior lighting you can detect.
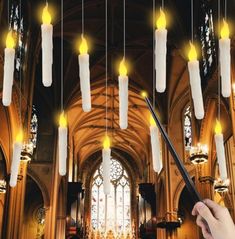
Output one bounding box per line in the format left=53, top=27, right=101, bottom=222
left=16, top=130, right=23, bottom=143
left=220, top=19, right=229, bottom=39
left=215, top=120, right=222, bottom=134
left=188, top=42, right=197, bottom=61
left=59, top=112, right=67, bottom=127
left=103, top=135, right=110, bottom=149
left=79, top=36, right=88, bottom=54
left=156, top=8, right=166, bottom=29
left=119, top=58, right=127, bottom=77
left=232, top=83, right=235, bottom=94
left=141, top=91, right=148, bottom=98
left=42, top=4, right=51, bottom=24
left=6, top=31, right=15, bottom=49
left=150, top=114, right=156, bottom=127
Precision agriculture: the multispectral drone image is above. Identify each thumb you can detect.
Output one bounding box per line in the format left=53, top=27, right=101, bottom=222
left=195, top=202, right=216, bottom=228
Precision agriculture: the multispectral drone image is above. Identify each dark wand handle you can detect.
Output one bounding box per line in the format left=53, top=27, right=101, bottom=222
left=144, top=96, right=202, bottom=204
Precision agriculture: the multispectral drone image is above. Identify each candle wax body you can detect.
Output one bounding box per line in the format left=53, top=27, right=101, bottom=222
left=102, top=148, right=111, bottom=195
left=58, top=126, right=68, bottom=176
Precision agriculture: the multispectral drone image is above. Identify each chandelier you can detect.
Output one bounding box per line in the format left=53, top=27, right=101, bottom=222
left=189, top=144, right=208, bottom=165
left=0, top=180, right=6, bottom=194
left=214, top=178, right=230, bottom=193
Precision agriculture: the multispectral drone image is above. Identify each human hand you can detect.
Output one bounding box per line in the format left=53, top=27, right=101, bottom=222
left=192, top=199, right=235, bottom=239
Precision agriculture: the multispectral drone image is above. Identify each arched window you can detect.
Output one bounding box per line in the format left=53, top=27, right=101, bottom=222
left=183, top=106, right=192, bottom=151
left=91, top=159, right=131, bottom=233
left=30, top=105, right=38, bottom=149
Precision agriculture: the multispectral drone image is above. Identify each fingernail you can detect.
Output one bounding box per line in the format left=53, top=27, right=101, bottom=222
left=197, top=202, right=205, bottom=210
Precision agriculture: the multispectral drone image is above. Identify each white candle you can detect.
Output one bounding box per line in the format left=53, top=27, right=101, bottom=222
left=214, top=120, right=227, bottom=180
left=78, top=35, right=91, bottom=112
left=219, top=20, right=231, bottom=98
left=188, top=42, right=204, bottom=120
left=9, top=131, right=23, bottom=187
left=118, top=59, right=128, bottom=129
left=150, top=125, right=162, bottom=173
left=102, top=135, right=111, bottom=195
left=41, top=3, right=53, bottom=87
left=2, top=31, right=15, bottom=106
left=58, top=113, right=68, bottom=176
left=155, top=8, right=167, bottom=93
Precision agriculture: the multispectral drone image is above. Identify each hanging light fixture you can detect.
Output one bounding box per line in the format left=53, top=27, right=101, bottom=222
left=214, top=178, right=230, bottom=193
left=9, top=130, right=23, bottom=187
left=155, top=8, right=167, bottom=93
left=58, top=0, right=68, bottom=176
left=189, top=143, right=208, bottom=165
left=119, top=58, right=128, bottom=129
left=149, top=114, right=162, bottom=173
left=102, top=135, right=111, bottom=195
left=214, top=120, right=227, bottom=180
left=188, top=42, right=204, bottom=119
left=219, top=19, right=231, bottom=98
left=58, top=112, right=67, bottom=176
left=78, top=35, right=91, bottom=112
left=2, top=31, right=15, bottom=106
left=0, top=180, right=7, bottom=194
left=41, top=3, right=53, bottom=87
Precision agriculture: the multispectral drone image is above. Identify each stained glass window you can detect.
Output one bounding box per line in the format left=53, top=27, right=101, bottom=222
left=91, top=159, right=131, bottom=233
left=184, top=106, right=192, bottom=151
left=30, top=105, right=38, bottom=148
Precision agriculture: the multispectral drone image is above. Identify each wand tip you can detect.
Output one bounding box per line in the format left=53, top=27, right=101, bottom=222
left=141, top=91, right=148, bottom=98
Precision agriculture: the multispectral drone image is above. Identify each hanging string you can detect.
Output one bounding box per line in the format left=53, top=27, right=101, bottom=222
left=224, top=0, right=227, bottom=20
left=162, top=0, right=164, bottom=10
left=61, top=0, right=64, bottom=111
left=218, top=0, right=221, bottom=120
left=82, top=0, right=84, bottom=35
left=191, top=0, right=194, bottom=42
left=8, top=0, right=9, bottom=26
left=153, top=0, right=155, bottom=109
left=105, top=0, right=108, bottom=134
left=19, top=0, right=22, bottom=127
left=123, top=0, right=126, bottom=59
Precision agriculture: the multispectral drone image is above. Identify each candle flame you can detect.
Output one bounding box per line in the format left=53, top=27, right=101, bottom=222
left=119, top=58, right=127, bottom=76
left=42, top=4, right=51, bottom=24
left=141, top=91, right=148, bottom=98
left=221, top=19, right=229, bottom=39
left=6, top=31, right=15, bottom=49
left=59, top=112, right=67, bottom=127
left=16, top=130, right=23, bottom=143
left=156, top=8, right=166, bottom=29
left=215, top=120, right=222, bottom=134
left=150, top=114, right=156, bottom=127
left=188, top=42, right=197, bottom=61
left=103, top=135, right=110, bottom=149
left=79, top=35, right=88, bottom=54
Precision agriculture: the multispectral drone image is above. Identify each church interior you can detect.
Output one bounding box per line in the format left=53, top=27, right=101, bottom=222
left=0, top=0, right=235, bottom=238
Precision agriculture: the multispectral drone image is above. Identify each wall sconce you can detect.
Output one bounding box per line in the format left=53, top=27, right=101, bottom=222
left=20, top=142, right=34, bottom=162
left=214, top=178, right=230, bottom=193
left=189, top=143, right=208, bottom=165
left=0, top=179, right=7, bottom=194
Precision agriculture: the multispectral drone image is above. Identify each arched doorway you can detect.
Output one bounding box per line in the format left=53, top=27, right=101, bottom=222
left=91, top=159, right=131, bottom=234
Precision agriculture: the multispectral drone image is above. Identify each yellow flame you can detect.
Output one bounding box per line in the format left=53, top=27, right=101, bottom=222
left=119, top=58, right=127, bottom=76
left=59, top=112, right=67, bottom=127
left=42, top=4, right=51, bottom=24
left=6, top=31, right=15, bottom=49
left=188, top=42, right=197, bottom=61
left=16, top=130, right=23, bottom=143
left=221, top=19, right=229, bottom=39
left=103, top=135, right=110, bottom=149
left=156, top=8, right=166, bottom=29
left=79, top=35, right=88, bottom=54
left=150, top=114, right=156, bottom=126
left=141, top=91, right=148, bottom=98
left=215, top=120, right=222, bottom=134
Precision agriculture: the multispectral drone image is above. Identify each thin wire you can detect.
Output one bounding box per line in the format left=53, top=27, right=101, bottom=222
left=123, top=0, right=126, bottom=59
left=191, top=0, right=194, bottom=42
left=61, top=0, right=64, bottom=111
left=153, top=0, right=155, bottom=109
left=8, top=0, right=9, bottom=26
left=82, top=0, right=84, bottom=34
left=224, top=0, right=227, bottom=20
left=105, top=0, right=108, bottom=134
left=19, top=0, right=22, bottom=127
left=218, top=0, right=221, bottom=120
left=162, top=0, right=164, bottom=10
